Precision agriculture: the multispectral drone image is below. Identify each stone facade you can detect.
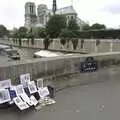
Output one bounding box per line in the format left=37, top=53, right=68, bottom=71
left=25, top=2, right=37, bottom=28
left=24, top=2, right=85, bottom=29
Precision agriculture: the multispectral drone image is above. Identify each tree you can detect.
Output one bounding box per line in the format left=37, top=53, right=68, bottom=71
left=30, top=27, right=46, bottom=38
left=29, top=28, right=35, bottom=45
left=59, top=29, right=74, bottom=46
left=71, top=38, right=78, bottom=50
left=90, top=23, right=106, bottom=30
left=81, top=39, right=84, bottom=48
left=46, top=15, right=66, bottom=38
left=37, top=28, right=47, bottom=38
left=60, top=38, right=67, bottom=46
left=18, top=26, right=28, bottom=38
left=59, top=29, right=76, bottom=38
left=18, top=37, right=22, bottom=46
left=0, top=25, right=8, bottom=38
left=59, top=29, right=77, bottom=49
left=67, top=19, right=80, bottom=32
left=12, top=28, right=18, bottom=43
left=82, top=24, right=90, bottom=31
left=43, top=36, right=52, bottom=50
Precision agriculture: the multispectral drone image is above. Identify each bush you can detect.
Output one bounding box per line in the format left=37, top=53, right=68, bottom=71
left=59, top=29, right=76, bottom=38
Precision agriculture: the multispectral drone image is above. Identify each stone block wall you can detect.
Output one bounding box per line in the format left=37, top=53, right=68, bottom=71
left=0, top=52, right=120, bottom=90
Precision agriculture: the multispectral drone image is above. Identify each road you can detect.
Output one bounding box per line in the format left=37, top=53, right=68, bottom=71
left=0, top=46, right=40, bottom=64
left=0, top=66, right=120, bottom=120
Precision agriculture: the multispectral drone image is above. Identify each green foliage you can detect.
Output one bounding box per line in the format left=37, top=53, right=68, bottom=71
left=67, top=19, right=80, bottom=31
left=75, top=29, right=120, bottom=39
left=37, top=28, right=46, bottom=38
left=60, top=38, right=67, bottom=46
left=43, top=36, right=52, bottom=50
left=18, top=27, right=28, bottom=38
left=12, top=28, right=18, bottom=38
left=31, top=27, right=46, bottom=38
left=46, top=15, right=66, bottom=38
left=0, top=25, right=8, bottom=37
left=59, top=29, right=76, bottom=38
left=90, top=23, right=106, bottom=30
left=82, top=24, right=90, bottom=31
left=71, top=38, right=78, bottom=50
left=59, top=29, right=78, bottom=49
left=29, top=28, right=35, bottom=45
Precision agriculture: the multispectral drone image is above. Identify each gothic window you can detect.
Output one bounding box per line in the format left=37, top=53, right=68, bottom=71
left=31, top=6, right=33, bottom=13
left=29, top=5, right=31, bottom=13
left=30, top=4, right=33, bottom=13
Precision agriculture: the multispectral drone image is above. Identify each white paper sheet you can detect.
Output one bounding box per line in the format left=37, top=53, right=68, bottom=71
left=38, top=87, right=49, bottom=99
left=15, top=84, right=25, bottom=96
left=36, top=78, right=43, bottom=89
left=0, top=89, right=11, bottom=104
left=13, top=97, right=29, bottom=110
left=0, top=79, right=11, bottom=89
left=20, top=93, right=33, bottom=106
left=30, top=95, right=38, bottom=106
left=20, top=73, right=30, bottom=87
left=28, top=81, right=37, bottom=94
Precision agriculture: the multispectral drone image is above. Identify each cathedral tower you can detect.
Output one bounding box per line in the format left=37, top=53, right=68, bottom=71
left=25, top=2, right=37, bottom=28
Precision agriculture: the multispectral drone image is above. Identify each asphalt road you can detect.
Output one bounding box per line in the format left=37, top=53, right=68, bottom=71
left=0, top=66, right=120, bottom=120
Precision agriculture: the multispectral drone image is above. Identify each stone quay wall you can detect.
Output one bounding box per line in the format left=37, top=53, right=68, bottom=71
left=6, top=38, right=120, bottom=53
left=0, top=52, right=120, bottom=90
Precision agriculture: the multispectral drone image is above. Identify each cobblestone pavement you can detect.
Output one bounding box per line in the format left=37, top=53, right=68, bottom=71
left=0, top=66, right=120, bottom=120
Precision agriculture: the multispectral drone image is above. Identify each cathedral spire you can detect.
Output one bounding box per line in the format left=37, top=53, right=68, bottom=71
left=52, top=0, right=57, bottom=15
left=71, top=0, right=73, bottom=6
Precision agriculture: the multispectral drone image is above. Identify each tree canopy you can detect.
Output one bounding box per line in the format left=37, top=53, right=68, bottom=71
left=82, top=24, right=90, bottom=31
left=46, top=15, right=66, bottom=38
left=67, top=19, right=80, bottom=31
left=37, top=27, right=46, bottom=38
left=59, top=29, right=76, bottom=38
left=90, top=23, right=106, bottom=30
left=18, top=26, right=28, bottom=38
left=0, top=25, right=8, bottom=37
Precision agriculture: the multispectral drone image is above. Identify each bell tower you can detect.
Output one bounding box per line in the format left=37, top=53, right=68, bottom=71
left=52, top=0, right=57, bottom=15
left=25, top=2, right=37, bottom=29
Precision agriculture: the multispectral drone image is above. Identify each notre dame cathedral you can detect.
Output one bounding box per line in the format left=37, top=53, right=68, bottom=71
left=24, top=0, right=85, bottom=30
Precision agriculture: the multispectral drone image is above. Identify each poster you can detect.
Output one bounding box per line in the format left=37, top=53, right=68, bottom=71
left=20, top=73, right=30, bottom=87
left=0, top=89, right=11, bottom=104
left=28, top=81, right=37, bottom=94
left=38, top=87, right=49, bottom=99
left=15, top=85, right=25, bottom=96
left=20, top=93, right=33, bottom=106
left=36, top=78, right=43, bottom=88
left=13, top=97, right=29, bottom=110
left=0, top=79, right=11, bottom=89
left=30, top=95, right=38, bottom=106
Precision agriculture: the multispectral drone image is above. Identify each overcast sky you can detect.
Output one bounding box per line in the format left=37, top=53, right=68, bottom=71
left=0, top=0, right=120, bottom=29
